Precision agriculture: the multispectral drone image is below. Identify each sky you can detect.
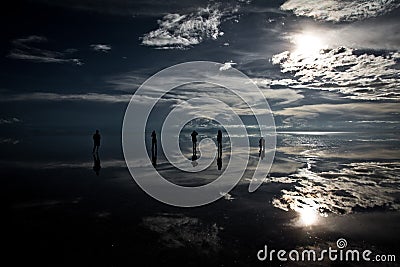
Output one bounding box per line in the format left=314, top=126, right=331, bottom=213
left=1, top=0, right=399, bottom=140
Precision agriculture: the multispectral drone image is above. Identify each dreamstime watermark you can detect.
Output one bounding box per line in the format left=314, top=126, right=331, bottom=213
left=257, top=238, right=396, bottom=263
left=122, top=61, right=276, bottom=207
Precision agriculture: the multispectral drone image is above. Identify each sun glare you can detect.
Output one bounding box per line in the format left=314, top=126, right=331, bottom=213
left=293, top=34, right=325, bottom=56
left=299, top=207, right=318, bottom=226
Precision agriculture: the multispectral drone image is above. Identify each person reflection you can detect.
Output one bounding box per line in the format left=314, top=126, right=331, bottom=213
left=151, top=130, right=157, bottom=166
left=217, top=130, right=223, bottom=170
left=259, top=137, right=265, bottom=160
left=191, top=130, right=198, bottom=161
left=93, top=152, right=101, bottom=176
left=191, top=160, right=198, bottom=167
left=217, top=157, right=222, bottom=170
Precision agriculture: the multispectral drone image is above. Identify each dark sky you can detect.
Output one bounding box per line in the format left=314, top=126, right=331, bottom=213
left=1, top=0, right=399, bottom=140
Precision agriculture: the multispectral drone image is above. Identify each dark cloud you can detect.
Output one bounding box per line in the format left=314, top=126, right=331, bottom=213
left=7, top=35, right=83, bottom=65
left=0, top=92, right=130, bottom=103
left=26, top=0, right=233, bottom=16
left=0, top=117, right=20, bottom=124
left=142, top=213, right=220, bottom=253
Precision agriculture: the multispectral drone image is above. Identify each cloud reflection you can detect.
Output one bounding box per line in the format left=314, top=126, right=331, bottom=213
left=141, top=213, right=220, bottom=253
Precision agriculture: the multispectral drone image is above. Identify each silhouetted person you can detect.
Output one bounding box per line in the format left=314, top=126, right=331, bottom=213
left=216, top=130, right=223, bottom=170
left=93, top=130, right=101, bottom=153
left=258, top=137, right=264, bottom=152
left=151, top=130, right=157, bottom=152
left=259, top=137, right=265, bottom=160
left=191, top=130, right=198, bottom=160
left=151, top=130, right=157, bottom=166
left=217, top=130, right=222, bottom=158
left=93, top=152, right=101, bottom=176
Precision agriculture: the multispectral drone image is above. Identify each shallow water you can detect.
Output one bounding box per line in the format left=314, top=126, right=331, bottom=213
left=3, top=131, right=400, bottom=266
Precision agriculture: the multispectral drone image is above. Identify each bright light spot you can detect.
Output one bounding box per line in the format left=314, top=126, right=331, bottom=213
left=293, top=34, right=326, bottom=56
left=298, top=207, right=318, bottom=226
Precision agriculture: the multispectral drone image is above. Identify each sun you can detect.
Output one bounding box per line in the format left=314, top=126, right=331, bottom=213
left=293, top=33, right=326, bottom=56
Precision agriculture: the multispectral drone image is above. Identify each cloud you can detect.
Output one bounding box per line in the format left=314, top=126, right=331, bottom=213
left=282, top=19, right=400, bottom=52
left=29, top=0, right=230, bottom=16
left=7, top=35, right=82, bottom=65
left=219, top=61, right=237, bottom=71
left=107, top=66, right=278, bottom=115
left=219, top=191, right=235, bottom=200
left=0, top=92, right=131, bottom=103
left=263, top=88, right=304, bottom=105
left=277, top=143, right=400, bottom=160
left=90, top=44, right=112, bottom=52
left=272, top=47, right=400, bottom=100
left=321, top=21, right=400, bottom=51
left=141, top=4, right=235, bottom=49
left=271, top=160, right=400, bottom=215
left=281, top=0, right=400, bottom=22
left=0, top=117, right=20, bottom=124
left=275, top=102, right=400, bottom=119
left=0, top=138, right=20, bottom=145
left=251, top=78, right=304, bottom=105
left=106, top=69, right=154, bottom=92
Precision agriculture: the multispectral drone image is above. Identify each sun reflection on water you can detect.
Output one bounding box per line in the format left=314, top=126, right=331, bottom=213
left=298, top=206, right=318, bottom=226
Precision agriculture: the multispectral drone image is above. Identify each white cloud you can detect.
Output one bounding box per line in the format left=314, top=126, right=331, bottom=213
left=141, top=5, right=234, bottom=49
left=90, top=44, right=112, bottom=52
left=281, top=0, right=400, bottom=22
left=8, top=35, right=83, bottom=65
left=219, top=61, right=237, bottom=71
left=219, top=192, right=235, bottom=200
left=272, top=47, right=400, bottom=100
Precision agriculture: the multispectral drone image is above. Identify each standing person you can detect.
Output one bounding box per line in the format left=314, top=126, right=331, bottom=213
left=262, top=137, right=265, bottom=150
left=217, top=130, right=222, bottom=158
left=259, top=137, right=264, bottom=152
left=191, top=130, right=198, bottom=158
left=151, top=130, right=157, bottom=166
left=93, top=130, right=101, bottom=153
left=151, top=130, right=157, bottom=153
left=259, top=136, right=265, bottom=159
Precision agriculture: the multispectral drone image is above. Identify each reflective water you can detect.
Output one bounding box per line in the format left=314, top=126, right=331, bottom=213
left=272, top=132, right=400, bottom=219
left=3, top=130, right=400, bottom=266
